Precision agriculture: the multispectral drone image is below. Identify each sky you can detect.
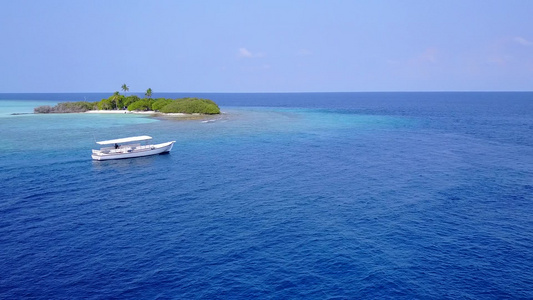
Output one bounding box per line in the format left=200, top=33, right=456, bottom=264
left=0, top=0, right=532, bottom=92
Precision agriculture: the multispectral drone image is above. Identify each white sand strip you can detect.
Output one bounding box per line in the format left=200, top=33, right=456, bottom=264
left=85, top=110, right=198, bottom=117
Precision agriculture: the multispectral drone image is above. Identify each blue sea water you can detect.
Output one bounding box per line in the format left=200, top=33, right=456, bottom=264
left=0, top=92, right=532, bottom=299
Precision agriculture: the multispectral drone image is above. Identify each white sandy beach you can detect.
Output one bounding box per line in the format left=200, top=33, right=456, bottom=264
left=85, top=110, right=194, bottom=117
left=86, top=110, right=154, bottom=114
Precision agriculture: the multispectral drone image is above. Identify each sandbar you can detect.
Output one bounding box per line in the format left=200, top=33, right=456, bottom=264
left=85, top=110, right=209, bottom=120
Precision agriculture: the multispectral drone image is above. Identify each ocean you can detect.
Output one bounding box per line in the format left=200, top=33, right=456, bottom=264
left=0, top=92, right=532, bottom=299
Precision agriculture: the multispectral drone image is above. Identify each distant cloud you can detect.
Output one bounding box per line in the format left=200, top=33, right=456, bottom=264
left=487, top=55, right=512, bottom=66
left=513, top=36, right=533, bottom=46
left=238, top=47, right=264, bottom=58
left=297, top=49, right=312, bottom=56
left=400, top=47, right=438, bottom=66
left=239, top=48, right=253, bottom=57
left=419, top=47, right=437, bottom=63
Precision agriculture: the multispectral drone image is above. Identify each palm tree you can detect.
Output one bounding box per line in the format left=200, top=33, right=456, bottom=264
left=121, top=84, right=129, bottom=95
left=145, top=88, right=152, bottom=99
left=111, top=91, right=121, bottom=110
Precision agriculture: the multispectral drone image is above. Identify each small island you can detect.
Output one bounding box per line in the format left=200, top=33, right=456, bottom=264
left=34, top=86, right=220, bottom=115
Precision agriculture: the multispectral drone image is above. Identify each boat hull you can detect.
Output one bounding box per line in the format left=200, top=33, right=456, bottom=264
left=92, top=141, right=175, bottom=161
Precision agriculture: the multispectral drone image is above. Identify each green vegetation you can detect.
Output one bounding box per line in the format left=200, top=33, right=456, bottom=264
left=152, top=98, right=173, bottom=111
left=123, top=95, right=141, bottom=108
left=127, top=99, right=152, bottom=111
left=34, top=101, right=97, bottom=113
left=121, top=84, right=129, bottom=95
left=34, top=85, right=220, bottom=114
left=159, top=98, right=220, bottom=114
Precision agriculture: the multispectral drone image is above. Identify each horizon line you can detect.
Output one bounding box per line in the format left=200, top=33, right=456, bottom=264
left=1, top=90, right=532, bottom=94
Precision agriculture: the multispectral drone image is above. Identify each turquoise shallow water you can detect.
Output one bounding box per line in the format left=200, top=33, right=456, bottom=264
left=0, top=93, right=532, bottom=299
left=0, top=100, right=57, bottom=117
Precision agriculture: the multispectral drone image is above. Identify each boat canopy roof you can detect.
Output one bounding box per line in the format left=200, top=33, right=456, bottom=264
left=96, top=136, right=152, bottom=145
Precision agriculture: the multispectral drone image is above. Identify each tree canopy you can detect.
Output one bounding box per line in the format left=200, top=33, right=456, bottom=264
left=35, top=92, right=220, bottom=115
left=121, top=84, right=129, bottom=95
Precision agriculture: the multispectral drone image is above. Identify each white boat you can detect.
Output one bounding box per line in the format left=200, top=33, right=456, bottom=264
left=92, top=136, right=175, bottom=161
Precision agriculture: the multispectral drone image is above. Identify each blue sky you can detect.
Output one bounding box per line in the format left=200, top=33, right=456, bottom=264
left=0, top=0, right=532, bottom=92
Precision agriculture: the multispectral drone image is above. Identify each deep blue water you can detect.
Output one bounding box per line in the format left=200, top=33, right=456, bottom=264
left=0, top=92, right=532, bottom=299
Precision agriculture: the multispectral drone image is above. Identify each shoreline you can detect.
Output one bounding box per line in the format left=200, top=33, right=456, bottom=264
left=86, top=110, right=192, bottom=116
left=14, top=110, right=217, bottom=119
left=85, top=110, right=216, bottom=120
